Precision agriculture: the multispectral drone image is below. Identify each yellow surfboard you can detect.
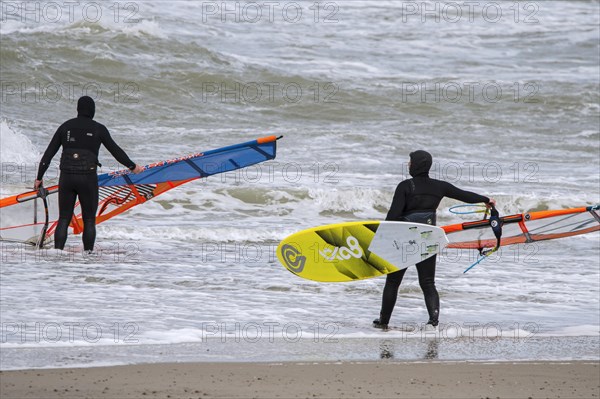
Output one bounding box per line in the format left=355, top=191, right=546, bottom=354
left=277, top=221, right=448, bottom=282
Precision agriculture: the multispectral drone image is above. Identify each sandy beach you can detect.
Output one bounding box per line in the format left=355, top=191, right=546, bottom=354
left=1, top=361, right=598, bottom=399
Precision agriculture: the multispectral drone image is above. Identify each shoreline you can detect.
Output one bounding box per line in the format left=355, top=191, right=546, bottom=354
left=2, top=335, right=599, bottom=371
left=1, top=360, right=598, bottom=398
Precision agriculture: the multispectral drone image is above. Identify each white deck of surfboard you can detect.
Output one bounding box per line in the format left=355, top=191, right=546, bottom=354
left=367, top=222, right=449, bottom=269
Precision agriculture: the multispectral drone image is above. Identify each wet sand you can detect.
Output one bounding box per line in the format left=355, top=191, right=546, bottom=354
left=1, top=361, right=599, bottom=398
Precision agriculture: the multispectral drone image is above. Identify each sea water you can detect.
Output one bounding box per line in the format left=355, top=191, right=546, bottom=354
left=1, top=1, right=598, bottom=369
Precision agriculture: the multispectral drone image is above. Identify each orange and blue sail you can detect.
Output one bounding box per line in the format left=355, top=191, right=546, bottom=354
left=98, top=135, right=278, bottom=187
left=0, top=136, right=279, bottom=245
left=442, top=205, right=600, bottom=250
left=442, top=205, right=600, bottom=272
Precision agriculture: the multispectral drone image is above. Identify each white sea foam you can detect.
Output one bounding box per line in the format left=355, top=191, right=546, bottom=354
left=1, top=0, right=598, bottom=368
left=0, top=119, right=40, bottom=164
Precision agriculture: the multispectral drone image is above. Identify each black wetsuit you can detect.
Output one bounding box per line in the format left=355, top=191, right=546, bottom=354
left=378, top=150, right=489, bottom=326
left=36, top=96, right=135, bottom=251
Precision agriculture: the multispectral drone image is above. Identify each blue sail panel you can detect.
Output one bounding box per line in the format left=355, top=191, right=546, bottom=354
left=98, top=136, right=278, bottom=187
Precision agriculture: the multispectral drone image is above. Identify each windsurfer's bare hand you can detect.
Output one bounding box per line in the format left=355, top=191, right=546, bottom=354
left=486, top=198, right=497, bottom=208
left=34, top=180, right=43, bottom=190
left=132, top=165, right=144, bottom=174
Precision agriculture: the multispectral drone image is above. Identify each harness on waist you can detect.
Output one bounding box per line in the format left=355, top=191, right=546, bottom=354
left=60, top=148, right=101, bottom=174
left=401, top=211, right=437, bottom=226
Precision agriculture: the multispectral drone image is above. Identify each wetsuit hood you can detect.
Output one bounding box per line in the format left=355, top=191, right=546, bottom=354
left=77, top=96, right=95, bottom=119
left=409, top=150, right=433, bottom=177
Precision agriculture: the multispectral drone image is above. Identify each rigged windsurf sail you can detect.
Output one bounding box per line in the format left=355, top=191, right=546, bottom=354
left=0, top=136, right=279, bottom=246
left=442, top=205, right=600, bottom=250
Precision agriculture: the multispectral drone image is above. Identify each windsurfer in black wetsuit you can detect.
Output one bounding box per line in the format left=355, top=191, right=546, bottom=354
left=373, top=150, right=496, bottom=330
left=34, top=96, right=143, bottom=252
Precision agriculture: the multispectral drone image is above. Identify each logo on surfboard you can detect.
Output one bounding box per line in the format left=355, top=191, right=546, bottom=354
left=280, top=244, right=307, bottom=273
left=319, top=236, right=363, bottom=261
